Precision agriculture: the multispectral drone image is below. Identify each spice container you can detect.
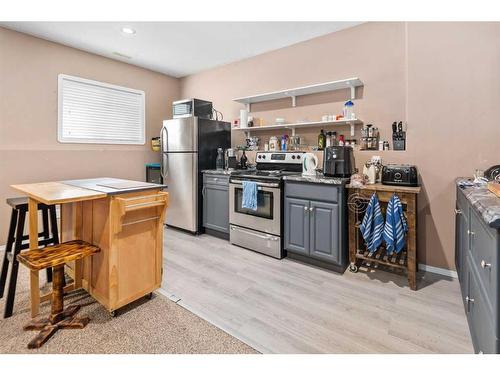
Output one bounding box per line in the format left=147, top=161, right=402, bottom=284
left=269, top=136, right=279, bottom=151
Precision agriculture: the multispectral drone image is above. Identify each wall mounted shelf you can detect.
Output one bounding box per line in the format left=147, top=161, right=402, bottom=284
left=233, top=118, right=362, bottom=137
left=233, top=77, right=363, bottom=111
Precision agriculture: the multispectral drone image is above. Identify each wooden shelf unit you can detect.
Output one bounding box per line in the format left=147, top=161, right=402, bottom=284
left=346, top=183, right=420, bottom=290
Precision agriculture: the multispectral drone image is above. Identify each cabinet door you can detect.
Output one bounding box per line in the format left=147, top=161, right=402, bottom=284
left=284, top=198, right=310, bottom=255
left=203, top=184, right=229, bottom=233
left=309, top=200, right=340, bottom=264
left=467, top=259, right=499, bottom=354
left=469, top=209, right=498, bottom=323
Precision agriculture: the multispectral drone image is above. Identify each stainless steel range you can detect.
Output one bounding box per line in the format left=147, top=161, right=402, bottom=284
left=229, top=151, right=304, bottom=258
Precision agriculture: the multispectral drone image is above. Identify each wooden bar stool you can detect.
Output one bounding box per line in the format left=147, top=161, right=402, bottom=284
left=0, top=197, right=60, bottom=318
left=17, top=240, right=100, bottom=349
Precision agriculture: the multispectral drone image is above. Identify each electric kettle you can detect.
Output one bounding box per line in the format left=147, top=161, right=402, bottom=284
left=302, top=153, right=318, bottom=176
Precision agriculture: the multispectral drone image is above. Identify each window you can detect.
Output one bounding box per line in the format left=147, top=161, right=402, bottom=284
left=58, top=74, right=145, bottom=144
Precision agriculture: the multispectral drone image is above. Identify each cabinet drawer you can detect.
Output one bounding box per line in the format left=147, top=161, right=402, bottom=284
left=467, top=257, right=500, bottom=353
left=203, top=174, right=229, bottom=187
left=469, top=209, right=499, bottom=320
left=285, top=182, right=338, bottom=203
left=456, top=186, right=469, bottom=215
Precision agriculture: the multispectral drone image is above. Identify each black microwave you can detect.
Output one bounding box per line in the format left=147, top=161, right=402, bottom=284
left=172, top=98, right=213, bottom=119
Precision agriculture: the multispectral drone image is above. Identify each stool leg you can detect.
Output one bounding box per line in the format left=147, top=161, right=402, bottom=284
left=49, top=265, right=65, bottom=324
left=48, top=205, right=63, bottom=286
left=28, top=198, right=40, bottom=318
left=41, top=207, right=52, bottom=283
left=4, top=209, right=25, bottom=318
left=49, top=205, right=59, bottom=244
left=0, top=209, right=18, bottom=298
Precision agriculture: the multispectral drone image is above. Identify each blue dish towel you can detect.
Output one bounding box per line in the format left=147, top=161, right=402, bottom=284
left=241, top=181, right=258, bottom=211
left=383, top=194, right=408, bottom=254
left=359, top=193, right=384, bottom=254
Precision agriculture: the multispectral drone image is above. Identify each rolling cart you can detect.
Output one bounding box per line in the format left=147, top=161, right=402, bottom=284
left=346, top=183, right=421, bottom=290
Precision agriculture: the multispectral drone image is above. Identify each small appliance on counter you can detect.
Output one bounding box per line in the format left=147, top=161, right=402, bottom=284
left=302, top=153, right=319, bottom=176
left=323, top=146, right=355, bottom=178
left=172, top=98, right=213, bottom=119
left=381, top=164, right=419, bottom=187
left=225, top=148, right=238, bottom=170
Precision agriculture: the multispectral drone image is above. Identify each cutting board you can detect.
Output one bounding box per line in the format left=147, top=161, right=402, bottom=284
left=488, top=181, right=500, bottom=198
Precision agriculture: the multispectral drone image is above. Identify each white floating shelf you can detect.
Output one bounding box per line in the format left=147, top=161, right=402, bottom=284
left=234, top=118, right=362, bottom=136
left=233, top=77, right=363, bottom=111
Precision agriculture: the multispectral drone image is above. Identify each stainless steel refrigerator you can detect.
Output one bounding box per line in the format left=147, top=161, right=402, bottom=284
left=160, top=116, right=231, bottom=233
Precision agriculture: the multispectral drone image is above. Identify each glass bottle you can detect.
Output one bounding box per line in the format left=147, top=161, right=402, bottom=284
left=325, top=132, right=332, bottom=148
left=216, top=147, right=224, bottom=170
left=318, top=129, right=326, bottom=150
left=343, top=100, right=355, bottom=119
left=240, top=150, right=248, bottom=170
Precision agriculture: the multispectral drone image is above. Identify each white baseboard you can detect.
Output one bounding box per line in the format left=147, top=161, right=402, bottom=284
left=419, top=263, right=458, bottom=279
left=0, top=244, right=4, bottom=252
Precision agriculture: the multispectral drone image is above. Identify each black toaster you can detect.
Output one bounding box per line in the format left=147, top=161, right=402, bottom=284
left=381, top=164, right=419, bottom=187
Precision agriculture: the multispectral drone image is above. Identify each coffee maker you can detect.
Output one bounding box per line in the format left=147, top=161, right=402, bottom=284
left=323, top=146, right=355, bottom=177
left=225, top=148, right=237, bottom=170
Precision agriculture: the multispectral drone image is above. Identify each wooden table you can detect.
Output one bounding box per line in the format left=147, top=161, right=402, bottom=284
left=346, top=183, right=421, bottom=290
left=11, top=178, right=168, bottom=317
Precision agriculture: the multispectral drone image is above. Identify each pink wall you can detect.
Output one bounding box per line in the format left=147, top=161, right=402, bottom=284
left=0, top=27, right=181, bottom=244
left=181, top=22, right=500, bottom=270
left=1, top=23, right=499, bottom=270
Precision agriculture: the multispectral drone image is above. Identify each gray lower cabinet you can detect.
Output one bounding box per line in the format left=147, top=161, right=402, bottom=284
left=202, top=173, right=229, bottom=236
left=284, top=181, right=347, bottom=271
left=456, top=186, right=500, bottom=353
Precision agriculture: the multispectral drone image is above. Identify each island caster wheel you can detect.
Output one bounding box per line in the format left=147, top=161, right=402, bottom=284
left=349, top=263, right=359, bottom=273
left=110, top=310, right=117, bottom=318
left=145, top=292, right=153, bottom=300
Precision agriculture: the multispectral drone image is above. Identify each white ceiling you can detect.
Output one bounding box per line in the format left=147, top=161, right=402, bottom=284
left=0, top=22, right=362, bottom=77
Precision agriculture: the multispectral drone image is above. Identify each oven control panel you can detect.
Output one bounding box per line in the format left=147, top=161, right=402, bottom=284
left=256, top=152, right=304, bottom=164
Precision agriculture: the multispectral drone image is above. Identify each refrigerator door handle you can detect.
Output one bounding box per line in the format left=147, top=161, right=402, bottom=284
left=160, top=126, right=168, bottom=153
left=161, top=153, right=168, bottom=179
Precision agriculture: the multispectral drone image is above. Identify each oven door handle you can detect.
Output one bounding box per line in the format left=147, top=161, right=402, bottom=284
left=230, top=226, right=279, bottom=241
left=229, top=180, right=280, bottom=188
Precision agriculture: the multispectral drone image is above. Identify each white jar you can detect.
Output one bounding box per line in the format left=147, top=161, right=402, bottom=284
left=240, top=109, right=248, bottom=128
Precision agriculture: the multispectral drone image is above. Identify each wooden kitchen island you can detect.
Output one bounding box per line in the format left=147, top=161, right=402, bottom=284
left=11, top=178, right=168, bottom=317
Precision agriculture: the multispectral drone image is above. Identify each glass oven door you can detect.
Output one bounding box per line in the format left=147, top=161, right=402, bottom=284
left=233, top=186, right=273, bottom=219
left=229, top=180, right=281, bottom=235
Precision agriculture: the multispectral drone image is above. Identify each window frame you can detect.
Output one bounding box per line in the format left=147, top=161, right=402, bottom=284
left=57, top=74, right=146, bottom=145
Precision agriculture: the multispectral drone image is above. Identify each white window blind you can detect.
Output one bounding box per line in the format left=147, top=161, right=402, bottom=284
left=58, top=74, right=145, bottom=144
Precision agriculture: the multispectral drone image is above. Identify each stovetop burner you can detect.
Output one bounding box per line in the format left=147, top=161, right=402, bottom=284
left=230, top=169, right=301, bottom=182
left=230, top=151, right=304, bottom=182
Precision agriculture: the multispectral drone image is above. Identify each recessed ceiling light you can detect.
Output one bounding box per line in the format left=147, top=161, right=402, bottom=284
left=121, top=27, right=136, bottom=35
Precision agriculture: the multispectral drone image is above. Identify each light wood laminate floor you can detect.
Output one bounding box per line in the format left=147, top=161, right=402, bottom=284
left=161, top=228, right=473, bottom=354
